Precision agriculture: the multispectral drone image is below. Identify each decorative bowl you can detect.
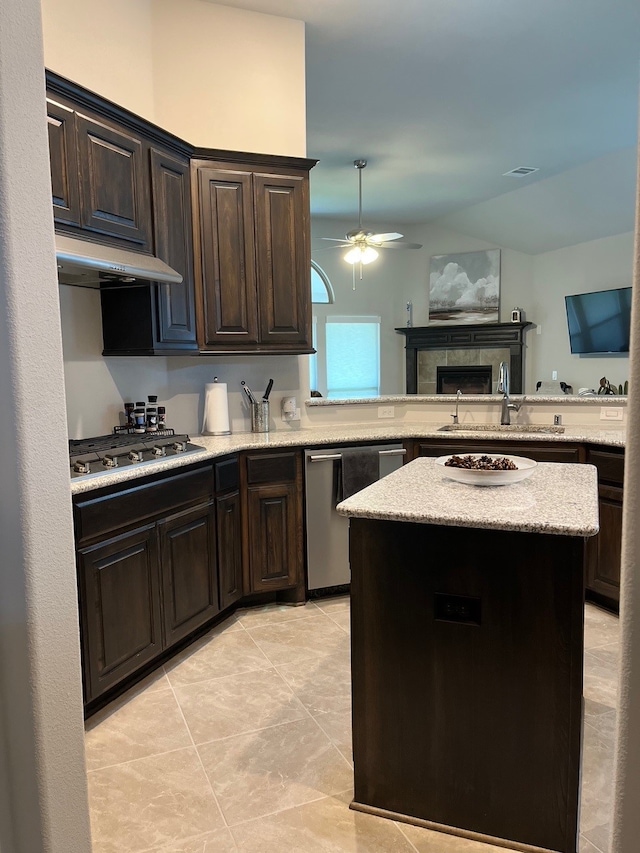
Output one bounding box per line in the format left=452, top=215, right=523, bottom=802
left=434, top=454, right=538, bottom=487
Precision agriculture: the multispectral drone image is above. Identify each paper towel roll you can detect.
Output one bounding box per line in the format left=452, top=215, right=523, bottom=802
left=202, top=381, right=231, bottom=435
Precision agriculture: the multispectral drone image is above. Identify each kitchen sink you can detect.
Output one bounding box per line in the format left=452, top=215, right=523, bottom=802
left=438, top=423, right=565, bottom=434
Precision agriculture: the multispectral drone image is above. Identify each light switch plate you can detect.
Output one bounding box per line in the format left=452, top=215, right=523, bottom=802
left=600, top=407, right=624, bottom=421
left=378, top=406, right=395, bottom=419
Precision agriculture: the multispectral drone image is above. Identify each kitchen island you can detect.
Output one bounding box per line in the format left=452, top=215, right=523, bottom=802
left=337, top=457, right=599, bottom=853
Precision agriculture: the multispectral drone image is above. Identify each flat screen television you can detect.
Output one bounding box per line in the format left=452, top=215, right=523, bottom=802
left=565, top=287, right=632, bottom=354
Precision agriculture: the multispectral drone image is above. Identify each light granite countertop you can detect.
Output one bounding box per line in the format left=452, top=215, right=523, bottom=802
left=336, top=457, right=600, bottom=537
left=69, top=422, right=625, bottom=495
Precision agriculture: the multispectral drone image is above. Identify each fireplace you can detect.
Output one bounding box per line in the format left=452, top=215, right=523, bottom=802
left=437, top=365, right=492, bottom=394
left=396, top=322, right=531, bottom=395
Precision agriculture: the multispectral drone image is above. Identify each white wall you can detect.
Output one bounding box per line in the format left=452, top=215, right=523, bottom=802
left=44, top=0, right=308, bottom=438
left=41, top=0, right=155, bottom=120
left=311, top=218, right=425, bottom=395
left=316, top=216, right=633, bottom=396
left=59, top=285, right=306, bottom=438
left=526, top=232, right=633, bottom=393
left=152, top=0, right=306, bottom=155
left=0, top=0, right=91, bottom=848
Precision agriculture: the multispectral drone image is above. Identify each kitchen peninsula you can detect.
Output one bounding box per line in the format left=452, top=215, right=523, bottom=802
left=337, top=458, right=599, bottom=853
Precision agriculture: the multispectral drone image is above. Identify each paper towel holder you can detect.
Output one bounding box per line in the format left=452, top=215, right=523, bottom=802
left=202, top=376, right=231, bottom=436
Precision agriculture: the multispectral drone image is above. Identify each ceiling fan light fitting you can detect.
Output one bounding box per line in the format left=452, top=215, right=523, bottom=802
left=344, top=245, right=378, bottom=265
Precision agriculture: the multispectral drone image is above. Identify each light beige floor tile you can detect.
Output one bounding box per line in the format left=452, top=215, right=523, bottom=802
left=277, top=651, right=352, bottom=714
left=314, top=709, right=353, bottom=764
left=585, top=708, right=617, bottom=745
left=580, top=833, right=605, bottom=852
left=324, top=608, right=350, bottom=633
left=88, top=747, right=224, bottom=852
left=584, top=650, right=618, bottom=709
left=581, top=726, right=615, bottom=839
left=85, top=689, right=192, bottom=771
left=247, top=613, right=350, bottom=666
left=313, top=595, right=350, bottom=613
left=584, top=604, right=619, bottom=650
left=582, top=823, right=610, bottom=852
left=174, top=668, right=308, bottom=744
left=164, top=630, right=271, bottom=687
left=230, top=791, right=416, bottom=852
left=235, top=601, right=321, bottom=629
left=198, top=717, right=353, bottom=826
left=153, top=827, right=239, bottom=852
left=398, top=822, right=505, bottom=851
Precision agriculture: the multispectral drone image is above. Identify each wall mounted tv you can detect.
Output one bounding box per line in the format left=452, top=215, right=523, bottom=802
left=565, top=287, right=632, bottom=354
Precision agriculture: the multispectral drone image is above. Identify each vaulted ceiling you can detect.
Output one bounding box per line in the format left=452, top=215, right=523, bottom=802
left=212, top=0, right=639, bottom=252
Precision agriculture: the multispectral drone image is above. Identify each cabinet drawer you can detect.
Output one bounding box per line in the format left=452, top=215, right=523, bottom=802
left=74, top=466, right=214, bottom=544
left=416, top=441, right=581, bottom=464
left=215, top=456, right=239, bottom=492
left=586, top=449, right=625, bottom=486
left=246, top=452, right=298, bottom=484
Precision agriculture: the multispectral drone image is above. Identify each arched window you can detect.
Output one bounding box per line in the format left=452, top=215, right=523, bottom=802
left=311, top=260, right=334, bottom=304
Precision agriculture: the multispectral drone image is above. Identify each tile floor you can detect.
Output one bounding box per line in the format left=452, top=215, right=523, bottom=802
left=85, top=598, right=619, bottom=853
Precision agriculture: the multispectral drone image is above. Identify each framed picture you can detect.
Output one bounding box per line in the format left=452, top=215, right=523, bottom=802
left=429, top=249, right=500, bottom=324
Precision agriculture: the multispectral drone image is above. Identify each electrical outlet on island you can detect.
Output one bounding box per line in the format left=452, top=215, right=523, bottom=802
left=600, top=407, right=624, bottom=422
left=378, top=406, right=395, bottom=419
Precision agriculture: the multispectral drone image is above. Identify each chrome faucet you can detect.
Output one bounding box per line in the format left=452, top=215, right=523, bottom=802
left=451, top=389, right=462, bottom=424
left=497, top=362, right=521, bottom=425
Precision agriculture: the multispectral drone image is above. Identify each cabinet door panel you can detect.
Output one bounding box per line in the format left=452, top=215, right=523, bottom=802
left=416, top=441, right=581, bottom=464
left=47, top=98, right=81, bottom=226
left=79, top=525, right=161, bottom=701
left=76, top=113, right=151, bottom=246
left=247, top=483, right=299, bottom=591
left=160, top=503, right=219, bottom=646
left=197, top=168, right=258, bottom=346
left=586, top=484, right=622, bottom=606
left=150, top=149, right=197, bottom=349
left=217, top=490, right=243, bottom=610
left=254, top=173, right=311, bottom=347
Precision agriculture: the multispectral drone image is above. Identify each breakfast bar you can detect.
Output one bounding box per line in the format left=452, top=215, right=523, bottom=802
left=337, top=457, right=599, bottom=853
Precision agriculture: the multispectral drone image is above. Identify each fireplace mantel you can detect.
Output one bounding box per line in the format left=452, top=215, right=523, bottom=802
left=396, top=322, right=532, bottom=394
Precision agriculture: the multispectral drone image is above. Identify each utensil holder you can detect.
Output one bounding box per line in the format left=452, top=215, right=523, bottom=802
left=250, top=401, right=270, bottom=433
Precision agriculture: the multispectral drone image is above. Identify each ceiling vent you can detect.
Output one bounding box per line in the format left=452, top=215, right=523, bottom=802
left=503, top=166, right=539, bottom=177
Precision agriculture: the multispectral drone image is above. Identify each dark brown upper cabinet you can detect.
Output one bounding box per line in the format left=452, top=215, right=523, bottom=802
left=192, top=156, right=316, bottom=355
left=100, top=147, right=198, bottom=355
left=47, top=97, right=81, bottom=227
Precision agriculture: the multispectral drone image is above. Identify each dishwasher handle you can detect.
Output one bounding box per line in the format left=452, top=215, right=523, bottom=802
left=308, top=449, right=406, bottom=463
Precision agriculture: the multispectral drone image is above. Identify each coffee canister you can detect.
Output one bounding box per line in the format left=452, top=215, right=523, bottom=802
left=250, top=401, right=270, bottom=433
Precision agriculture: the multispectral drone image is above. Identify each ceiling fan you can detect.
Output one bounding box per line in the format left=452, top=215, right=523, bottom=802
left=319, top=159, right=422, bottom=288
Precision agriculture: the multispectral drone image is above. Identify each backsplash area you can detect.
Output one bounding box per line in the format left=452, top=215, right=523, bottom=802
left=59, top=286, right=307, bottom=438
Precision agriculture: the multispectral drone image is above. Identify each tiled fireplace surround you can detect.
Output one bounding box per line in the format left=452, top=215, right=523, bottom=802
left=418, top=347, right=511, bottom=395
left=396, top=323, right=530, bottom=395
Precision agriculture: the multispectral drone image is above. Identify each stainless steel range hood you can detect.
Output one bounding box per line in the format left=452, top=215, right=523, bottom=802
left=55, top=233, right=182, bottom=288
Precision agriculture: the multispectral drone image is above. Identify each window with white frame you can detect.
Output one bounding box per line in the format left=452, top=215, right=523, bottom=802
left=312, top=315, right=381, bottom=399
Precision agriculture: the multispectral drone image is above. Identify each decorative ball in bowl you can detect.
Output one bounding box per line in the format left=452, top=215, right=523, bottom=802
left=434, top=453, right=537, bottom=486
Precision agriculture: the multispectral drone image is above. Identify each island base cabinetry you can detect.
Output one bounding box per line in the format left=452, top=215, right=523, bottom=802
left=349, top=517, right=584, bottom=853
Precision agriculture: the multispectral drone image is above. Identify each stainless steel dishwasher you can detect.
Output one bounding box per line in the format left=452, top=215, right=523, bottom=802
left=305, top=444, right=406, bottom=592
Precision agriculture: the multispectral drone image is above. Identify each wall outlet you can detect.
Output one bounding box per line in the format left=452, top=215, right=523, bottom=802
left=600, top=407, right=624, bottom=421
left=377, top=406, right=395, bottom=419
left=536, top=325, right=542, bottom=335
left=552, top=370, right=558, bottom=380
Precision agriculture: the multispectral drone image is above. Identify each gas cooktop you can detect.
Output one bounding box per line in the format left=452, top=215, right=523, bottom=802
left=69, top=433, right=205, bottom=480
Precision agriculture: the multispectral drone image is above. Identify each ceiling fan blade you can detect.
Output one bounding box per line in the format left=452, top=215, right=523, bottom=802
left=379, top=241, right=423, bottom=249
left=368, top=232, right=404, bottom=243
left=314, top=244, right=352, bottom=250
left=318, top=237, right=353, bottom=243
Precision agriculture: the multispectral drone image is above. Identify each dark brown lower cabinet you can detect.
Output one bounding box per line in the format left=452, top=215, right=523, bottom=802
left=159, top=503, right=219, bottom=646
left=414, top=439, right=582, bottom=464
left=585, top=448, right=624, bottom=610
left=247, top=482, right=299, bottom=591
left=241, top=450, right=304, bottom=594
left=78, top=524, right=162, bottom=701
left=217, top=490, right=243, bottom=609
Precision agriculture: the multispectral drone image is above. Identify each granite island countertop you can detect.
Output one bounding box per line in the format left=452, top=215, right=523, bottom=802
left=336, top=456, right=600, bottom=537
left=69, top=422, right=624, bottom=495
